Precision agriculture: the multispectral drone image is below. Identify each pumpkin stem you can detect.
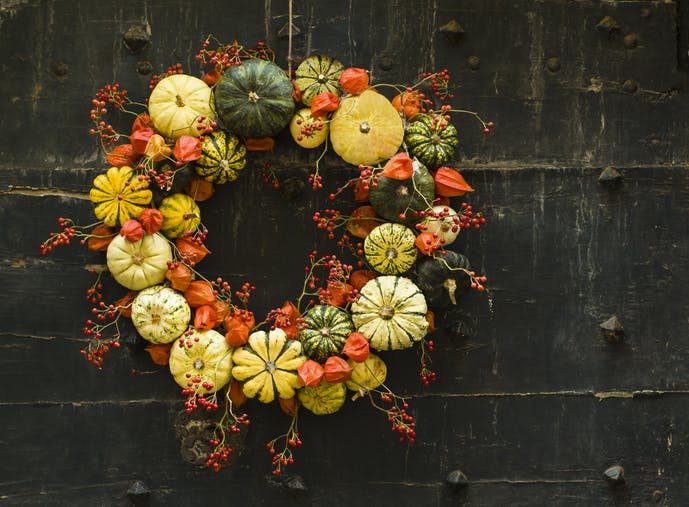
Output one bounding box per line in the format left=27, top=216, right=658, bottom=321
left=132, top=252, right=145, bottom=265
left=182, top=213, right=200, bottom=220
left=248, top=91, right=260, bottom=103
left=175, top=94, right=185, bottom=107
left=193, top=358, right=205, bottom=370
left=443, top=278, right=457, bottom=305
left=359, top=121, right=371, bottom=134
left=378, top=305, right=395, bottom=320
left=385, top=248, right=398, bottom=260
left=265, top=360, right=277, bottom=373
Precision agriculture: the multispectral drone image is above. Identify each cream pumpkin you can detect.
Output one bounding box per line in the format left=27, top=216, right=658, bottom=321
left=169, top=329, right=233, bottom=394
left=148, top=74, right=214, bottom=139
left=106, top=232, right=171, bottom=291
left=131, top=285, right=190, bottom=344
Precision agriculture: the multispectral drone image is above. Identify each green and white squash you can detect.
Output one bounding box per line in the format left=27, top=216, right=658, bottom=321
left=214, top=58, right=295, bottom=138
left=404, top=114, right=458, bottom=169
left=294, top=55, right=344, bottom=106
left=159, top=193, right=201, bottom=239
left=299, top=305, right=355, bottom=363
left=131, top=285, right=191, bottom=343
left=195, top=130, right=247, bottom=184
left=232, top=328, right=307, bottom=403
left=364, top=222, right=418, bottom=275
left=351, top=276, right=428, bottom=351
left=169, top=329, right=233, bottom=394
left=298, top=380, right=347, bottom=415
left=368, top=159, right=435, bottom=224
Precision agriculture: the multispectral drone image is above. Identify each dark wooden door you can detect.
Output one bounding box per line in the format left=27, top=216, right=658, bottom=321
left=2, top=1, right=688, bottom=505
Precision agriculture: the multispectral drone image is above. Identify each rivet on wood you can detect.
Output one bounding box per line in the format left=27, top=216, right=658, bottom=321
left=622, top=79, right=638, bottom=94
left=122, top=24, right=151, bottom=54
left=284, top=474, right=308, bottom=494
left=136, top=60, right=153, bottom=75
left=623, top=33, right=640, bottom=49
left=467, top=56, right=481, bottom=70
left=445, top=469, right=469, bottom=490
left=378, top=55, right=394, bottom=71
left=641, top=8, right=652, bottom=19
left=51, top=61, right=68, bottom=78
left=438, top=19, right=464, bottom=42
left=127, top=480, right=151, bottom=505
left=546, top=57, right=561, bottom=72
left=603, top=465, right=625, bottom=485
left=596, top=16, right=620, bottom=36
left=652, top=490, right=665, bottom=503
left=280, top=176, right=306, bottom=201
left=598, top=166, right=623, bottom=185
left=600, top=316, right=624, bottom=343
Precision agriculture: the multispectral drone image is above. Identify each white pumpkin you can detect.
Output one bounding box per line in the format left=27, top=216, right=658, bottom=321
left=421, top=205, right=460, bottom=246
left=169, top=329, right=233, bottom=394
left=106, top=232, right=171, bottom=291
left=148, top=74, right=215, bottom=139
left=131, top=285, right=190, bottom=344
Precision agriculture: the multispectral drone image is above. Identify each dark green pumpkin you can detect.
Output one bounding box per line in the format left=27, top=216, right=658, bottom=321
left=214, top=59, right=295, bottom=138
left=299, top=305, right=355, bottom=363
left=195, top=130, right=247, bottom=184
left=414, top=250, right=471, bottom=308
left=364, top=223, right=418, bottom=275
left=368, top=159, right=435, bottom=224
left=404, top=115, right=458, bottom=169
left=151, top=162, right=195, bottom=206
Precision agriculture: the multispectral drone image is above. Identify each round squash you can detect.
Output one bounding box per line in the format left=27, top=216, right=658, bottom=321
left=421, top=205, right=461, bottom=246
left=89, top=166, right=152, bottom=227
left=148, top=74, right=214, bottom=139
left=414, top=250, right=471, bottom=308
left=150, top=162, right=195, bottom=206
left=351, top=276, right=428, bottom=351
left=404, top=114, right=458, bottom=169
left=106, top=232, right=171, bottom=291
left=289, top=108, right=329, bottom=148
left=294, top=55, right=344, bottom=106
left=298, top=380, right=347, bottom=415
left=159, top=193, right=201, bottom=239
left=131, top=285, right=191, bottom=344
left=214, top=58, right=295, bottom=138
left=169, top=328, right=233, bottom=394
left=368, top=159, right=435, bottom=224
left=329, top=90, right=404, bottom=166
left=195, top=130, right=247, bottom=184
left=299, top=305, right=355, bottom=363
left=344, top=353, right=387, bottom=393
left=364, top=222, right=418, bottom=275
left=232, top=328, right=307, bottom=403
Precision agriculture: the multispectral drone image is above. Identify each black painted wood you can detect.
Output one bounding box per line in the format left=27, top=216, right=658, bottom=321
left=1, top=1, right=688, bottom=505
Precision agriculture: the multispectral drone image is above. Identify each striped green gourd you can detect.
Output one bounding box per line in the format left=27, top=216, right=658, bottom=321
left=195, top=130, right=247, bottom=184
left=404, top=114, right=458, bottom=169
left=294, top=55, right=344, bottom=106
left=299, top=305, right=355, bottom=363
left=364, top=222, right=418, bottom=275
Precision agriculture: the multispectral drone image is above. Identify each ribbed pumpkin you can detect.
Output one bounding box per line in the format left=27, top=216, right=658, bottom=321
left=294, top=55, right=344, bottom=106
left=421, top=205, right=461, bottom=246
left=404, top=114, right=458, bottom=169
left=368, top=159, right=435, bottom=224
left=169, top=329, right=233, bottom=394
left=364, top=223, right=418, bottom=275
left=148, top=74, right=214, bottom=139
left=214, top=59, right=295, bottom=138
left=414, top=250, right=471, bottom=308
left=351, top=276, right=428, bottom=351
left=299, top=305, right=355, bottom=363
left=344, top=353, right=387, bottom=393
left=89, top=166, right=152, bottom=227
left=232, top=328, right=307, bottom=403
left=195, top=130, right=247, bottom=184
left=159, top=193, right=201, bottom=239
left=298, top=380, right=347, bottom=415
left=106, top=232, right=171, bottom=291
left=131, top=285, right=190, bottom=343
left=329, top=90, right=404, bottom=166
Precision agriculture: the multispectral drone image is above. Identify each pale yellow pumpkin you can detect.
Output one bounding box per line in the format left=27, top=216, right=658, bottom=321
left=169, top=329, right=233, bottom=394
left=148, top=74, right=215, bottom=139
left=329, top=90, right=404, bottom=166
left=106, top=232, right=171, bottom=291
left=289, top=108, right=329, bottom=149
left=131, top=285, right=190, bottom=344
left=344, top=353, right=387, bottom=393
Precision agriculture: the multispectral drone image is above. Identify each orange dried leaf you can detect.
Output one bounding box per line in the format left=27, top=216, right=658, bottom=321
left=202, top=68, right=221, bottom=87
left=298, top=359, right=324, bottom=388
left=310, top=91, right=340, bottom=119
left=352, top=179, right=369, bottom=202
left=106, top=144, right=138, bottom=167
left=381, top=152, right=414, bottom=180
left=175, top=236, right=210, bottom=266
left=194, top=304, right=217, bottom=330
left=346, top=205, right=380, bottom=239
left=224, top=313, right=253, bottom=347
left=349, top=270, right=376, bottom=291
left=339, top=67, right=369, bottom=95
left=323, top=356, right=353, bottom=384
left=279, top=396, right=299, bottom=416
left=184, top=280, right=216, bottom=308
left=229, top=380, right=247, bottom=408
left=145, top=343, right=173, bottom=366
left=184, top=175, right=215, bottom=202
left=326, top=281, right=353, bottom=308
left=165, top=264, right=192, bottom=291
left=114, top=291, right=137, bottom=319
left=342, top=332, right=370, bottom=362
left=434, top=167, right=474, bottom=197
left=87, top=224, right=116, bottom=251
left=245, top=137, right=275, bottom=151
left=291, top=80, right=302, bottom=103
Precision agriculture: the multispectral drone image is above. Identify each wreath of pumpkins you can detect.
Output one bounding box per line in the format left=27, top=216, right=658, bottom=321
left=41, top=37, right=492, bottom=475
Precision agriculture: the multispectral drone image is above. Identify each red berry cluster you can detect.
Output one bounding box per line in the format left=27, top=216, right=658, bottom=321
left=39, top=217, right=76, bottom=255
left=421, top=69, right=454, bottom=103
left=267, top=430, right=302, bottom=475
left=181, top=386, right=218, bottom=414
left=260, top=163, right=281, bottom=189
left=205, top=444, right=232, bottom=472
left=80, top=301, right=123, bottom=368
left=294, top=116, right=325, bottom=142
left=419, top=338, right=437, bottom=386
left=379, top=392, right=417, bottom=443
left=148, top=63, right=184, bottom=91
left=308, top=172, right=323, bottom=190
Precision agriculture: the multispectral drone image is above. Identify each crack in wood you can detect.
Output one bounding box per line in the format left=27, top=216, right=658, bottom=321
left=0, top=186, right=88, bottom=199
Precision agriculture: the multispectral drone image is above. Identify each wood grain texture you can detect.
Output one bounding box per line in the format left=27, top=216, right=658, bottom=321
left=1, top=0, right=688, bottom=505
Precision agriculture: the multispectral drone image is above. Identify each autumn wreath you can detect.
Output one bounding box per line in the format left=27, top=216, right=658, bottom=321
left=41, top=36, right=492, bottom=474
